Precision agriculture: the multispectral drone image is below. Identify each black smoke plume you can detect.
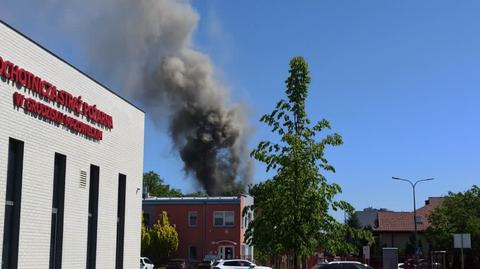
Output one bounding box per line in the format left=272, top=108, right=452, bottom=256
left=3, top=0, right=253, bottom=195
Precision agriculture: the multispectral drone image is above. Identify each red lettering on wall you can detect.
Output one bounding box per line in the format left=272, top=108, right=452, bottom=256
left=12, top=92, right=103, bottom=141
left=1, top=55, right=114, bottom=131
left=13, top=92, right=25, bottom=107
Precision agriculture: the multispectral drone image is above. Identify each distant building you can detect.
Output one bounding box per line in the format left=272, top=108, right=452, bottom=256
left=354, top=197, right=444, bottom=258
left=375, top=197, right=444, bottom=255
left=143, top=195, right=254, bottom=262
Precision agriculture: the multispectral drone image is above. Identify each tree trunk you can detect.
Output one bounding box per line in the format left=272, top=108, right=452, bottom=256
left=293, top=251, right=298, bottom=269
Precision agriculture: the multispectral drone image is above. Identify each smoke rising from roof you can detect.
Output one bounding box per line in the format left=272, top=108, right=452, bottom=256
left=29, top=0, right=253, bottom=195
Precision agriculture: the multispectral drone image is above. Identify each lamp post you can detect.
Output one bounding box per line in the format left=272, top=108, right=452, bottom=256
left=392, top=177, right=434, bottom=266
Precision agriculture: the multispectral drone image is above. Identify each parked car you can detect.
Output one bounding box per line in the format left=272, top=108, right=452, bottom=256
left=311, top=262, right=328, bottom=269
left=322, top=261, right=374, bottom=269
left=167, top=259, right=189, bottom=269
left=197, top=260, right=212, bottom=269
left=140, top=257, right=155, bottom=269
left=212, top=259, right=272, bottom=269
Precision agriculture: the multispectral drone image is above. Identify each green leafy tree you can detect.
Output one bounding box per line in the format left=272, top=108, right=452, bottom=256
left=426, top=185, right=480, bottom=266
left=245, top=57, right=371, bottom=268
left=184, top=191, right=209, bottom=197
left=143, top=171, right=182, bottom=197
left=149, top=211, right=179, bottom=266
left=341, top=215, right=374, bottom=256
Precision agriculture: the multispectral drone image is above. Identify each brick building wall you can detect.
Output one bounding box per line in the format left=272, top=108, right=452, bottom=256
left=143, top=196, right=254, bottom=262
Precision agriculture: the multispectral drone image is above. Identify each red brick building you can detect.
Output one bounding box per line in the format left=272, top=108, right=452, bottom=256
left=143, top=196, right=254, bottom=262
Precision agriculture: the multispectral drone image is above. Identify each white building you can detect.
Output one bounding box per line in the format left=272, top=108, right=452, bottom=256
left=0, top=20, right=145, bottom=268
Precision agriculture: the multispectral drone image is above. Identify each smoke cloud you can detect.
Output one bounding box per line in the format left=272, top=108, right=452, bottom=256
left=16, top=0, right=253, bottom=195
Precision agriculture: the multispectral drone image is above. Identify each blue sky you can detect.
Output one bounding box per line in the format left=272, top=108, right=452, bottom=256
left=2, top=1, right=480, bottom=214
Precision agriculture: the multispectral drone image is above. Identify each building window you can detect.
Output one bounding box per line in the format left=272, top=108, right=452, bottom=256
left=2, top=138, right=24, bottom=269
left=188, top=211, right=198, bottom=227
left=415, top=216, right=423, bottom=224
left=86, top=165, right=100, bottom=269
left=213, top=211, right=235, bottom=227
left=49, top=153, right=67, bottom=269
left=116, top=174, right=127, bottom=269
left=189, top=246, right=197, bottom=260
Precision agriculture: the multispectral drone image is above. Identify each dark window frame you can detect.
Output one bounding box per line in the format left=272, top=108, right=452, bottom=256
left=213, top=211, right=235, bottom=227
left=188, top=245, right=198, bottom=260
left=86, top=165, right=100, bottom=269
left=115, top=174, right=126, bottom=269
left=188, top=211, right=198, bottom=227
left=2, top=138, right=24, bottom=269
left=49, top=153, right=67, bottom=269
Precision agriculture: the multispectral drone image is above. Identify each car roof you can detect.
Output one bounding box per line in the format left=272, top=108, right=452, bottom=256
left=220, top=259, right=251, bottom=262
left=328, top=261, right=362, bottom=264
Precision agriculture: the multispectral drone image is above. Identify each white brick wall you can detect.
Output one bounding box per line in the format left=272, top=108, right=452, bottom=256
left=0, top=22, right=144, bottom=268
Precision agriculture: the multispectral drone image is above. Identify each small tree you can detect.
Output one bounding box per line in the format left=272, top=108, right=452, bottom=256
left=245, top=57, right=371, bottom=268
left=141, top=214, right=152, bottom=257
left=426, top=185, right=480, bottom=267
left=149, top=211, right=179, bottom=266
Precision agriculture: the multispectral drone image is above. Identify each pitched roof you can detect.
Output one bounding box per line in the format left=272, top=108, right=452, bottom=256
left=375, top=197, right=444, bottom=232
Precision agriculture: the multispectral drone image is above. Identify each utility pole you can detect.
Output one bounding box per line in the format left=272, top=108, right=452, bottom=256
left=392, top=177, right=435, bottom=267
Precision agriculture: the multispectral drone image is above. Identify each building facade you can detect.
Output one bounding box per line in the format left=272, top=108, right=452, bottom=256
left=354, top=197, right=444, bottom=259
left=143, top=196, right=254, bottom=263
left=375, top=197, right=444, bottom=256
left=0, top=20, right=145, bottom=268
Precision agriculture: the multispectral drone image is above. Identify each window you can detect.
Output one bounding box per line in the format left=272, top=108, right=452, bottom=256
left=116, top=174, right=126, bottom=269
left=189, top=246, right=197, bottom=260
left=225, top=211, right=234, bottom=226
left=2, top=138, right=24, bottom=269
left=86, top=165, right=100, bottom=269
left=188, top=211, right=198, bottom=227
left=213, top=211, right=235, bottom=227
left=239, top=260, right=252, bottom=267
left=223, top=261, right=241, bottom=266
left=214, top=211, right=223, bottom=226
left=415, top=216, right=423, bottom=224
left=49, top=153, right=67, bottom=269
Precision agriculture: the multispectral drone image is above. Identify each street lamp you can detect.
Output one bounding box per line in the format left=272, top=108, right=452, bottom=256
left=392, top=176, right=434, bottom=266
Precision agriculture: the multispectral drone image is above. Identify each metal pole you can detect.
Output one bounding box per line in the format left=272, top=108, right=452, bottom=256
left=413, top=184, right=418, bottom=267
left=461, top=234, right=464, bottom=269
left=392, top=177, right=434, bottom=268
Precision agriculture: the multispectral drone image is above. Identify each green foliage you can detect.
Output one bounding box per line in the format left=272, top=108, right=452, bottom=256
left=184, top=191, right=209, bottom=197
left=141, top=213, right=152, bottom=256
left=245, top=57, right=371, bottom=264
left=143, top=171, right=182, bottom=197
left=341, top=215, right=374, bottom=256
left=141, top=211, right=179, bottom=266
left=426, top=185, right=480, bottom=257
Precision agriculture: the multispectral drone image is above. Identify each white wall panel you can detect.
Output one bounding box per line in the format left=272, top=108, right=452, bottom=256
left=0, top=21, right=144, bottom=269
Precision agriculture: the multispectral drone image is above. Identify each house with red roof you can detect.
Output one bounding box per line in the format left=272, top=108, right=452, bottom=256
left=374, top=197, right=444, bottom=256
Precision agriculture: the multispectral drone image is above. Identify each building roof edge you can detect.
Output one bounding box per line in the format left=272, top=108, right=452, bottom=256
left=0, top=19, right=145, bottom=114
